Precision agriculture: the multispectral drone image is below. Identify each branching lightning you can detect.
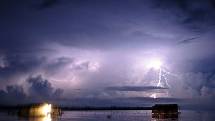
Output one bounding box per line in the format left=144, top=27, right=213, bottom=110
left=147, top=58, right=173, bottom=98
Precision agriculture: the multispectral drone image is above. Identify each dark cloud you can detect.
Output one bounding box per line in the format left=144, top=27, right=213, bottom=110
left=0, top=55, right=46, bottom=86
left=178, top=36, right=200, bottom=44
left=53, top=88, right=64, bottom=98
left=27, top=75, right=54, bottom=98
left=0, top=0, right=177, bottom=50
left=44, top=57, right=98, bottom=76
left=153, top=0, right=215, bottom=31
left=44, top=57, right=73, bottom=74
left=106, top=86, right=168, bottom=91
left=190, top=56, right=215, bottom=72
left=0, top=75, right=64, bottom=104
left=27, top=75, right=64, bottom=100
left=38, top=0, right=58, bottom=9
left=125, top=97, right=184, bottom=104
left=55, top=96, right=186, bottom=107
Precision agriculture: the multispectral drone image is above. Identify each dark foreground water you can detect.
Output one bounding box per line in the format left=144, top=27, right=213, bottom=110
left=0, top=110, right=215, bottom=121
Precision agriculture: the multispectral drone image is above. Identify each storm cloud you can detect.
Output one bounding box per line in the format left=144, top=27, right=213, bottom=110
left=0, top=75, right=64, bottom=105
left=0, top=0, right=215, bottom=109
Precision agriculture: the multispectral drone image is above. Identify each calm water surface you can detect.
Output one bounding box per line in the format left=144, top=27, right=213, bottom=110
left=0, top=110, right=214, bottom=121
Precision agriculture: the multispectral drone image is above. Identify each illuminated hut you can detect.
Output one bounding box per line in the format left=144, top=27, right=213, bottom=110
left=18, top=103, right=62, bottom=117
left=152, top=104, right=179, bottom=119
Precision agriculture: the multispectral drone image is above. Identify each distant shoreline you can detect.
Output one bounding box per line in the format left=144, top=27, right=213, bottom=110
left=61, top=106, right=153, bottom=111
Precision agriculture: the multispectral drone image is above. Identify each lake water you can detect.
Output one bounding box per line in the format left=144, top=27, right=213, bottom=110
left=0, top=110, right=215, bottom=121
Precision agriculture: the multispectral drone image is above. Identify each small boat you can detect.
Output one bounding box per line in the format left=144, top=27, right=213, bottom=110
left=152, top=104, right=179, bottom=119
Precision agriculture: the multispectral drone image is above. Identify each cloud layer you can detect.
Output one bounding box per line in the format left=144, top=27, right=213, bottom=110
left=0, top=0, right=215, bottom=109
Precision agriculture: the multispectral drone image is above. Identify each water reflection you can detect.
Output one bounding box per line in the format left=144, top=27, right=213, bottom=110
left=152, top=118, right=178, bottom=121
left=15, top=103, right=61, bottom=121
left=28, top=114, right=52, bottom=121
left=2, top=110, right=215, bottom=121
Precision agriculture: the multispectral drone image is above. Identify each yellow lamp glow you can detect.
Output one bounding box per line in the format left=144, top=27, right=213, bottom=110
left=41, top=104, right=52, bottom=116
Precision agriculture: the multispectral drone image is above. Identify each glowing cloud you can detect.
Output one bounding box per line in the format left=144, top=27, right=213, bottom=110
left=147, top=58, right=162, bottom=70
left=88, top=62, right=100, bottom=72
left=150, top=93, right=157, bottom=99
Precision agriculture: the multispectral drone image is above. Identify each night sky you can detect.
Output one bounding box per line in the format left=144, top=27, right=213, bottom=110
left=1, top=0, right=215, bottom=109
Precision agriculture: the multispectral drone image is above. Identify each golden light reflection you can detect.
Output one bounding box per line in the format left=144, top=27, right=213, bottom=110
left=42, top=114, right=52, bottom=121
left=18, top=103, right=61, bottom=121
left=29, top=114, right=52, bottom=121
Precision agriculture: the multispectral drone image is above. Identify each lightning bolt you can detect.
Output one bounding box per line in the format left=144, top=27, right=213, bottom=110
left=156, top=67, right=171, bottom=88
left=151, top=67, right=172, bottom=98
